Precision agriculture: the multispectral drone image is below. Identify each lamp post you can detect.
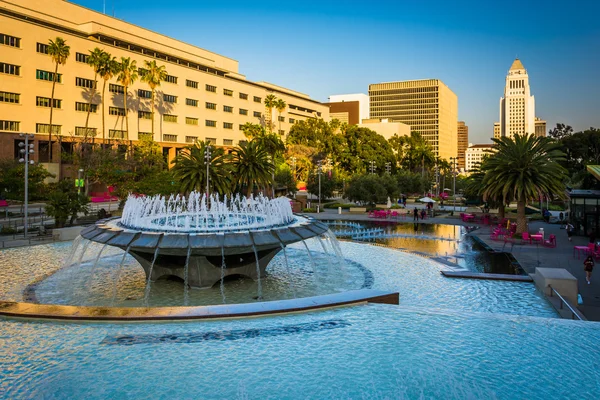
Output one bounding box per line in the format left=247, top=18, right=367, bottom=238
left=369, top=161, right=375, bottom=174
left=204, top=144, right=211, bottom=196
left=385, top=162, right=391, bottom=175
left=317, top=160, right=322, bottom=213
left=449, top=157, right=457, bottom=212
left=18, top=134, right=35, bottom=238
left=290, top=157, right=297, bottom=199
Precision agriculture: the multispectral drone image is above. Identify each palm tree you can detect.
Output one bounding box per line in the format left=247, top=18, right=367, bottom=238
left=47, top=37, right=70, bottom=161
left=274, top=98, right=287, bottom=134
left=481, top=134, right=567, bottom=233
left=140, top=60, right=167, bottom=142
left=263, top=94, right=277, bottom=132
left=83, top=48, right=107, bottom=140
left=116, top=57, right=138, bottom=140
left=97, top=54, right=118, bottom=141
left=231, top=140, right=274, bottom=197
left=172, top=141, right=231, bottom=194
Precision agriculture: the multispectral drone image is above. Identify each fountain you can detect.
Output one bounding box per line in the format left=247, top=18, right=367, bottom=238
left=80, top=192, right=330, bottom=289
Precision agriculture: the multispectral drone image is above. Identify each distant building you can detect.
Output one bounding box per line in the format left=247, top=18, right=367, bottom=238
left=457, top=121, right=469, bottom=170
left=358, top=119, right=411, bottom=141
left=328, top=94, right=369, bottom=125
left=369, top=79, right=458, bottom=160
left=465, top=143, right=495, bottom=172
left=535, top=118, right=547, bottom=137
left=496, top=58, right=544, bottom=139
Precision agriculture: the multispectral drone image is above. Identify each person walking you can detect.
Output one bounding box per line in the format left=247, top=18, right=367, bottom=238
left=566, top=222, right=574, bottom=242
left=413, top=207, right=419, bottom=221
left=584, top=255, right=594, bottom=284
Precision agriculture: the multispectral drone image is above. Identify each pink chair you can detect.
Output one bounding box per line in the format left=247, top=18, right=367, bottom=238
left=587, top=243, right=596, bottom=255
left=522, top=232, right=532, bottom=244
left=543, top=234, right=556, bottom=248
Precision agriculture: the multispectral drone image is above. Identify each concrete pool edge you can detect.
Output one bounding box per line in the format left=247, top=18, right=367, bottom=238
left=0, top=289, right=399, bottom=322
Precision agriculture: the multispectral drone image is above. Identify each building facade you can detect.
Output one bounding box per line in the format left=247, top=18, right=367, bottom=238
left=457, top=121, right=468, bottom=170
left=358, top=119, right=411, bottom=141
left=465, top=143, right=495, bottom=172
left=535, top=118, right=547, bottom=137
left=328, top=93, right=369, bottom=125
left=497, top=58, right=540, bottom=139
left=493, top=122, right=501, bottom=139
left=368, top=79, right=458, bottom=161
left=0, top=0, right=329, bottom=176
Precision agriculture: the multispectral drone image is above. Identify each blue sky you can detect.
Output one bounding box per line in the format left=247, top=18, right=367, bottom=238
left=75, top=0, right=600, bottom=143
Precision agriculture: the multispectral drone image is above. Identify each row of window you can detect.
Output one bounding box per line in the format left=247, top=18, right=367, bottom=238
left=1, top=119, right=286, bottom=138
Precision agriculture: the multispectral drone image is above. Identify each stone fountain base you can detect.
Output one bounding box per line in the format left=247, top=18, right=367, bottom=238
left=79, top=216, right=329, bottom=289
left=129, top=248, right=280, bottom=289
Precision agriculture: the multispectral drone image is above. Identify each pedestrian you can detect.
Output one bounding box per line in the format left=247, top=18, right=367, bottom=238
left=559, top=212, right=564, bottom=222
left=413, top=207, right=419, bottom=221
left=420, top=209, right=426, bottom=220
left=584, top=255, right=594, bottom=284
left=589, top=230, right=596, bottom=244
left=566, top=222, right=574, bottom=241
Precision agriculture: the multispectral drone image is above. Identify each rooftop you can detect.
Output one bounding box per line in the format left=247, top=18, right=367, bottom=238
left=510, top=58, right=526, bottom=71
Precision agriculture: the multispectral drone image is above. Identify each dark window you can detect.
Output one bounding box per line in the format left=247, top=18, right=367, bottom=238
left=109, top=107, right=126, bottom=116
left=76, top=77, right=96, bottom=89
left=109, top=83, right=125, bottom=94
left=206, top=102, right=216, bottom=110
left=0, top=91, right=20, bottom=103
left=163, top=94, right=177, bottom=103
left=206, top=84, right=216, bottom=92
left=0, top=33, right=20, bottom=48
left=239, top=109, right=248, bottom=115
left=138, top=89, right=152, bottom=98
left=36, top=69, right=61, bottom=82
left=186, top=79, right=198, bottom=89
left=205, top=120, right=216, bottom=127
left=165, top=75, right=178, bottom=84
left=36, top=42, right=49, bottom=54
left=223, top=89, right=233, bottom=96
left=186, top=98, right=198, bottom=107
left=223, top=122, right=233, bottom=129
left=239, top=93, right=248, bottom=100
left=0, top=62, right=20, bottom=76
left=253, top=96, right=261, bottom=103
left=75, top=52, right=89, bottom=63
left=223, top=105, right=233, bottom=113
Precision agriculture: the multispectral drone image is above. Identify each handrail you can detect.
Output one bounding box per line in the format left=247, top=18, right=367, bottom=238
left=548, top=285, right=583, bottom=321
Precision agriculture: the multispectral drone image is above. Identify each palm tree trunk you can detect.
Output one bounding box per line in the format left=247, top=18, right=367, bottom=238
left=124, top=85, right=129, bottom=141
left=246, top=183, right=253, bottom=198
left=498, top=203, right=505, bottom=220
left=151, top=90, right=155, bottom=141
left=516, top=197, right=527, bottom=234
left=49, top=62, right=59, bottom=162
left=84, top=73, right=97, bottom=144
left=102, top=79, right=107, bottom=142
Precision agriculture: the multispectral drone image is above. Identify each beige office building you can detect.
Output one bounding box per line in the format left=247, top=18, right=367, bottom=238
left=493, top=122, right=501, bottom=139
left=457, top=121, right=468, bottom=170
left=535, top=118, right=546, bottom=137
left=465, top=143, right=495, bottom=172
left=369, top=79, right=458, bottom=161
left=0, top=0, right=328, bottom=176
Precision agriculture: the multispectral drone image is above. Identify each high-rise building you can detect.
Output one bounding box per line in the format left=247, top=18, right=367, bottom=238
left=498, top=58, right=536, bottom=138
left=328, top=94, right=369, bottom=125
left=369, top=79, right=458, bottom=160
left=457, top=121, right=468, bottom=170
left=0, top=0, right=329, bottom=177
left=493, top=122, right=501, bottom=139
left=535, top=118, right=547, bottom=137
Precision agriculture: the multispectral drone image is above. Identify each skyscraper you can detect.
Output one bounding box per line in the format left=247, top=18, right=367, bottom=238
left=499, top=58, right=536, bottom=138
left=369, top=79, right=458, bottom=160
left=457, top=121, right=468, bottom=170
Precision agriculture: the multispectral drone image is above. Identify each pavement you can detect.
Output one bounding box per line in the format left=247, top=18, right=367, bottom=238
left=308, top=208, right=600, bottom=321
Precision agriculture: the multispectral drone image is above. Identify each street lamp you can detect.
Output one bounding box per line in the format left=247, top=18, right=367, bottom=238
left=317, top=160, right=322, bottom=213
left=204, top=144, right=211, bottom=196
left=18, top=134, right=35, bottom=238
left=76, top=168, right=84, bottom=194
left=449, top=157, right=457, bottom=212
left=385, top=162, right=391, bottom=175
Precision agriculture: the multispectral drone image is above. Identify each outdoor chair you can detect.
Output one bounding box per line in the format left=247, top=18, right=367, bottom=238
left=542, top=234, right=556, bottom=248
left=522, top=232, right=532, bottom=244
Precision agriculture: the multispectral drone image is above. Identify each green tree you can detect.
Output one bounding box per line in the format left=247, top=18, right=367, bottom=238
left=83, top=48, right=107, bottom=141
left=116, top=57, right=138, bottom=140
left=264, top=94, right=277, bottom=132
left=0, top=159, right=52, bottom=201
left=481, top=134, right=567, bottom=233
left=345, top=174, right=398, bottom=206
left=396, top=170, right=427, bottom=195
left=45, top=179, right=89, bottom=228
left=172, top=141, right=231, bottom=195
left=140, top=60, right=167, bottom=141
left=274, top=98, right=287, bottom=134
left=560, top=127, right=600, bottom=189
left=274, top=163, right=297, bottom=196
left=307, top=168, right=338, bottom=200
left=391, top=132, right=436, bottom=173
left=548, top=123, right=574, bottom=140
left=97, top=53, right=119, bottom=141
left=230, top=140, right=274, bottom=196
left=337, top=126, right=396, bottom=175
left=47, top=37, right=70, bottom=161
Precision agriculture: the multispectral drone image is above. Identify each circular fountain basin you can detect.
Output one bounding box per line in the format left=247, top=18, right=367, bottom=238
left=80, top=215, right=330, bottom=289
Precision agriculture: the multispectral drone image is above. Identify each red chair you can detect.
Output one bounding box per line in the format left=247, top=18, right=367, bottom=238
left=522, top=232, right=532, bottom=244
left=543, top=234, right=556, bottom=248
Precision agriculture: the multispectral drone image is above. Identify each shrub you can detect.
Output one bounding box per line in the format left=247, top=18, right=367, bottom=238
left=303, top=207, right=317, bottom=213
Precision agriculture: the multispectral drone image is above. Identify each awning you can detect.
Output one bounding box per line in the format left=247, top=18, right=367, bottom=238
left=586, top=165, right=600, bottom=181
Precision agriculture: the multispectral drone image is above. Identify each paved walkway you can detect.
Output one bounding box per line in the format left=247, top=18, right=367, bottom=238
left=308, top=209, right=600, bottom=321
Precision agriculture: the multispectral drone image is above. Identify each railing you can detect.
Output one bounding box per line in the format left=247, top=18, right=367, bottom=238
left=548, top=285, right=584, bottom=320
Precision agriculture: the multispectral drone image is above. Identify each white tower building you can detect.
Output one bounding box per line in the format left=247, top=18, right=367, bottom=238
left=499, top=58, right=536, bottom=138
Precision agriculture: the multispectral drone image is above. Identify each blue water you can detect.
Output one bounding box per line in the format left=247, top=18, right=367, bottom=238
left=1, top=305, right=599, bottom=399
